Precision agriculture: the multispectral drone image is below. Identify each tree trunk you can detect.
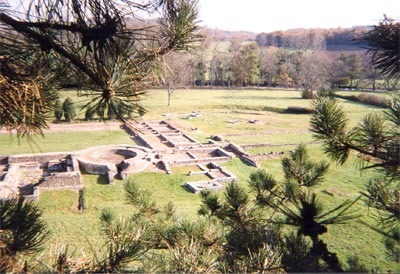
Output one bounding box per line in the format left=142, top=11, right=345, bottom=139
left=167, top=81, right=174, bottom=107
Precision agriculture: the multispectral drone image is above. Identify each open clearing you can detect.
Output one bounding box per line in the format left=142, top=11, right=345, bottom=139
left=1, top=89, right=397, bottom=271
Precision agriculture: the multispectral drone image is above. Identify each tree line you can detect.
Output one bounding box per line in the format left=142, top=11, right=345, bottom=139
left=255, top=26, right=368, bottom=51
left=160, top=38, right=399, bottom=92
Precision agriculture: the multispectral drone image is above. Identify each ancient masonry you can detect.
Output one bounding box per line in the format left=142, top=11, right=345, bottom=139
left=0, top=152, right=82, bottom=201
left=0, top=121, right=238, bottom=199
left=0, top=120, right=304, bottom=199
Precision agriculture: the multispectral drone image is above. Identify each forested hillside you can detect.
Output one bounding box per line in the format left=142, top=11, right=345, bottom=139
left=255, top=26, right=370, bottom=50
left=199, top=25, right=370, bottom=51
left=157, top=25, right=399, bottom=92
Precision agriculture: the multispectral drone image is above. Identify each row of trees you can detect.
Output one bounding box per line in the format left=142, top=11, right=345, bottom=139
left=161, top=41, right=399, bottom=92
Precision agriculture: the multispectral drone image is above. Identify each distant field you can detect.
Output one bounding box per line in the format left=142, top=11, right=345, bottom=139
left=3, top=88, right=397, bottom=271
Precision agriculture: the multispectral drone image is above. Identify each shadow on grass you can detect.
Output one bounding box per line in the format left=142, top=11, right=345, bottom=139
left=96, top=175, right=108, bottom=185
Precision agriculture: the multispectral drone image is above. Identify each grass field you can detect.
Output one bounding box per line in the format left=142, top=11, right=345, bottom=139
left=0, top=130, right=132, bottom=155
left=3, top=88, right=398, bottom=271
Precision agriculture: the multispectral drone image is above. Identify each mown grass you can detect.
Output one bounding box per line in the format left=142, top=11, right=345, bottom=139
left=37, top=172, right=203, bottom=258
left=0, top=130, right=132, bottom=155
left=4, top=88, right=397, bottom=271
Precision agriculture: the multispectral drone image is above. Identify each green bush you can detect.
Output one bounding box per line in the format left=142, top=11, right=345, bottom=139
left=62, top=97, right=76, bottom=122
left=54, top=99, right=63, bottom=122
left=285, top=106, right=315, bottom=114
left=335, top=93, right=389, bottom=108
left=357, top=93, right=388, bottom=107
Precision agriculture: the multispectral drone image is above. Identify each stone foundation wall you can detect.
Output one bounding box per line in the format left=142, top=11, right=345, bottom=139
left=170, top=156, right=232, bottom=167
left=135, top=134, right=155, bottom=149
left=78, top=159, right=116, bottom=175
left=0, top=156, right=8, bottom=165
left=70, top=155, right=80, bottom=172
left=0, top=164, right=20, bottom=199
left=184, top=181, right=224, bottom=193
left=8, top=152, right=71, bottom=165
left=40, top=172, right=82, bottom=189
left=227, top=143, right=249, bottom=157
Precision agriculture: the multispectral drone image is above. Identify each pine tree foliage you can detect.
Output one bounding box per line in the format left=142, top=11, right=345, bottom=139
left=311, top=18, right=400, bottom=262
left=82, top=178, right=223, bottom=272
left=248, top=145, right=360, bottom=272
left=0, top=0, right=202, bottom=134
left=281, top=144, right=329, bottom=187
left=95, top=208, right=153, bottom=272
left=0, top=198, right=49, bottom=271
left=199, top=183, right=284, bottom=273
left=310, top=93, right=399, bottom=244
left=361, top=17, right=400, bottom=80
left=311, top=94, right=400, bottom=178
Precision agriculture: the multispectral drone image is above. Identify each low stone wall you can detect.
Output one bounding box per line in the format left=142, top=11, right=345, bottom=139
left=70, top=155, right=80, bottom=172
left=78, top=159, right=116, bottom=175
left=40, top=155, right=82, bottom=190
left=184, top=180, right=224, bottom=193
left=207, top=162, right=237, bottom=180
left=240, top=142, right=316, bottom=149
left=40, top=172, right=82, bottom=189
left=182, top=133, right=199, bottom=144
left=0, top=154, right=83, bottom=199
left=8, top=152, right=70, bottom=165
left=0, top=164, right=20, bottom=199
left=135, top=133, right=156, bottom=149
left=184, top=162, right=237, bottom=193
left=227, top=143, right=249, bottom=157
left=241, top=155, right=259, bottom=168
left=0, top=156, right=8, bottom=165
left=170, top=156, right=232, bottom=167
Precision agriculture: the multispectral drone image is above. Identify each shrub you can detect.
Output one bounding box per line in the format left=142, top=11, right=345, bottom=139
left=317, top=89, right=335, bottom=98
left=301, top=90, right=316, bottom=99
left=286, top=106, right=315, bottom=114
left=54, top=99, right=63, bottom=122
left=62, top=97, right=76, bottom=122
left=335, top=93, right=389, bottom=108
left=357, top=93, right=389, bottom=107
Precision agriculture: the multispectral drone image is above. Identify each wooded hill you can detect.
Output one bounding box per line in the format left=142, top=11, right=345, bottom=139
left=199, top=25, right=371, bottom=51
left=255, top=26, right=370, bottom=51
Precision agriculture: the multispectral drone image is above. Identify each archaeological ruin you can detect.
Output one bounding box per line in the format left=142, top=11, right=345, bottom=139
left=0, top=120, right=307, bottom=199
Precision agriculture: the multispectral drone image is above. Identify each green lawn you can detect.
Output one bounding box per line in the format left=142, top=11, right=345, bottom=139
left=0, top=130, right=133, bottom=155
left=4, top=88, right=398, bottom=271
